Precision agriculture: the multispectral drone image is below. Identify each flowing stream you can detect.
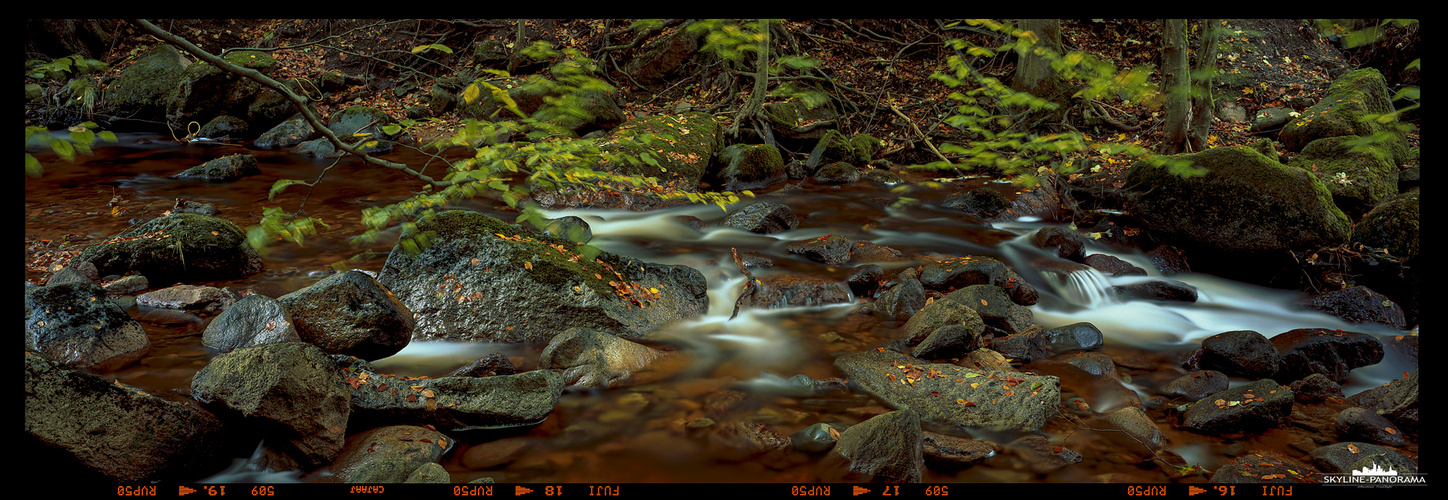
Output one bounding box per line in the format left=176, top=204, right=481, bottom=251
left=25, top=133, right=1413, bottom=483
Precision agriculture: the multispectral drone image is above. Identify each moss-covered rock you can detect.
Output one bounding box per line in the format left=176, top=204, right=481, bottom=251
left=1287, top=135, right=1397, bottom=220
left=104, top=44, right=189, bottom=124
left=165, top=50, right=276, bottom=129
left=329, top=105, right=398, bottom=154
left=710, top=143, right=785, bottom=191
left=1354, top=188, right=1418, bottom=258
left=1124, top=146, right=1351, bottom=255
left=596, top=112, right=724, bottom=186
left=1280, top=68, right=1409, bottom=167
left=376, top=210, right=708, bottom=343
left=76, top=213, right=263, bottom=283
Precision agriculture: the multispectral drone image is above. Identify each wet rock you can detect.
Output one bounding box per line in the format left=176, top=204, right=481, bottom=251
left=171, top=154, right=260, bottom=181
left=24, top=351, right=227, bottom=482
left=1102, top=406, right=1165, bottom=450
left=1288, top=373, right=1344, bottom=403
left=1270, top=328, right=1384, bottom=384
left=708, top=420, right=792, bottom=463
left=1163, top=370, right=1230, bottom=401
left=330, top=425, right=454, bottom=483
left=1336, top=407, right=1408, bottom=447
left=1001, top=435, right=1081, bottom=474
left=406, top=462, right=451, bottom=483
left=1180, top=379, right=1294, bottom=434
left=718, top=200, right=799, bottom=233
left=105, top=44, right=189, bottom=124
left=335, top=356, right=565, bottom=432
left=102, top=274, right=148, bottom=295
left=190, top=342, right=351, bottom=468
left=916, top=257, right=1039, bottom=306
left=1031, top=226, right=1086, bottom=261
left=737, top=251, right=775, bottom=268
left=201, top=294, right=300, bottom=353
left=537, top=327, right=670, bottom=389
left=939, top=188, right=1011, bottom=221
left=834, top=349, right=1060, bottom=434
left=25, top=282, right=150, bottom=371
left=138, top=283, right=231, bottom=309
left=541, top=215, right=592, bottom=244
left=75, top=213, right=264, bottom=283
left=446, top=352, right=518, bottom=378
left=811, top=162, right=861, bottom=185
left=1346, top=370, right=1417, bottom=433
left=1112, top=279, right=1198, bottom=302
left=820, top=409, right=923, bottom=482
left=996, top=322, right=1106, bottom=362
left=912, top=324, right=987, bottom=361
left=1353, top=188, right=1419, bottom=258
left=1185, top=330, right=1279, bottom=380
left=328, top=105, right=399, bottom=155
left=1123, top=145, right=1351, bottom=255
left=1309, top=442, right=1417, bottom=474
left=1301, top=286, right=1407, bottom=330
left=254, top=114, right=317, bottom=150
left=711, top=143, right=786, bottom=191
left=747, top=274, right=852, bottom=309
left=1208, top=450, right=1322, bottom=483
left=1145, top=245, right=1191, bottom=275
left=921, top=431, right=997, bottom=469
left=790, top=422, right=848, bottom=453
left=45, top=265, right=93, bottom=285
left=901, top=299, right=983, bottom=346
left=849, top=241, right=906, bottom=263
left=786, top=234, right=852, bottom=265
left=376, top=210, right=708, bottom=343
left=278, top=270, right=414, bottom=361
left=846, top=264, right=883, bottom=297
left=940, top=284, right=1034, bottom=336
left=1083, top=253, right=1147, bottom=276
left=873, top=278, right=926, bottom=320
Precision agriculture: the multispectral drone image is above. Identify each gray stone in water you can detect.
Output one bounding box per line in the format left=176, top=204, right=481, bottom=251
left=25, top=282, right=151, bottom=371
left=833, top=349, right=1060, bottom=434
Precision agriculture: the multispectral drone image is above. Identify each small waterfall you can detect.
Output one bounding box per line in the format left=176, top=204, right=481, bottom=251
left=1044, top=265, right=1118, bottom=308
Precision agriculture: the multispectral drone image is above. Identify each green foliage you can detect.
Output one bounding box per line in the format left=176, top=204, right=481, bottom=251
left=245, top=206, right=331, bottom=257
left=686, top=19, right=830, bottom=109
left=922, top=19, right=1203, bottom=183
left=24, top=122, right=118, bottom=177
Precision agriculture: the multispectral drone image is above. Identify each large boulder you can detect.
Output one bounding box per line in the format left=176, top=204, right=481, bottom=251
left=201, top=294, right=301, bottom=353
left=335, top=356, right=565, bottom=432
left=1354, top=188, right=1419, bottom=258
left=819, top=409, right=924, bottom=482
left=329, top=425, right=455, bottom=483
left=1280, top=68, right=1410, bottom=167
left=537, top=327, right=674, bottom=389
left=164, top=50, right=277, bottom=130
left=1123, top=146, right=1351, bottom=255
left=595, top=111, right=724, bottom=186
left=75, top=213, right=263, bottom=283
left=1285, top=135, right=1398, bottom=220
left=833, top=349, right=1060, bottom=434
left=103, top=44, right=190, bottom=126
left=376, top=210, right=708, bottom=343
left=189, top=342, right=352, bottom=468
left=277, top=270, right=415, bottom=361
left=710, top=143, right=786, bottom=191
left=25, top=282, right=150, bottom=371
left=1180, top=378, right=1294, bottom=434
left=25, top=351, right=227, bottom=482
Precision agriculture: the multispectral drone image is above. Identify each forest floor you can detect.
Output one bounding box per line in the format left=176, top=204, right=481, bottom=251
left=86, top=19, right=1419, bottom=181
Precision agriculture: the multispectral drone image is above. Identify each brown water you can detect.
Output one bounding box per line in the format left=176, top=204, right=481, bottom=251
left=25, top=133, right=1415, bottom=484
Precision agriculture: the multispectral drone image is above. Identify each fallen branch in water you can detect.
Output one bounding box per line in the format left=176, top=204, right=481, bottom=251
left=729, top=247, right=758, bottom=320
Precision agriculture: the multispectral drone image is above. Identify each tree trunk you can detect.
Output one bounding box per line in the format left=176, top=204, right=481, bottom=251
left=1160, top=19, right=1191, bottom=154
left=1188, top=19, right=1220, bottom=152
left=728, top=20, right=771, bottom=138
left=1010, top=19, right=1065, bottom=101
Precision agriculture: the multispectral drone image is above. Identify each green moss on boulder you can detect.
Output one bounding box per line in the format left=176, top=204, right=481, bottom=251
left=1124, top=146, right=1351, bottom=254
